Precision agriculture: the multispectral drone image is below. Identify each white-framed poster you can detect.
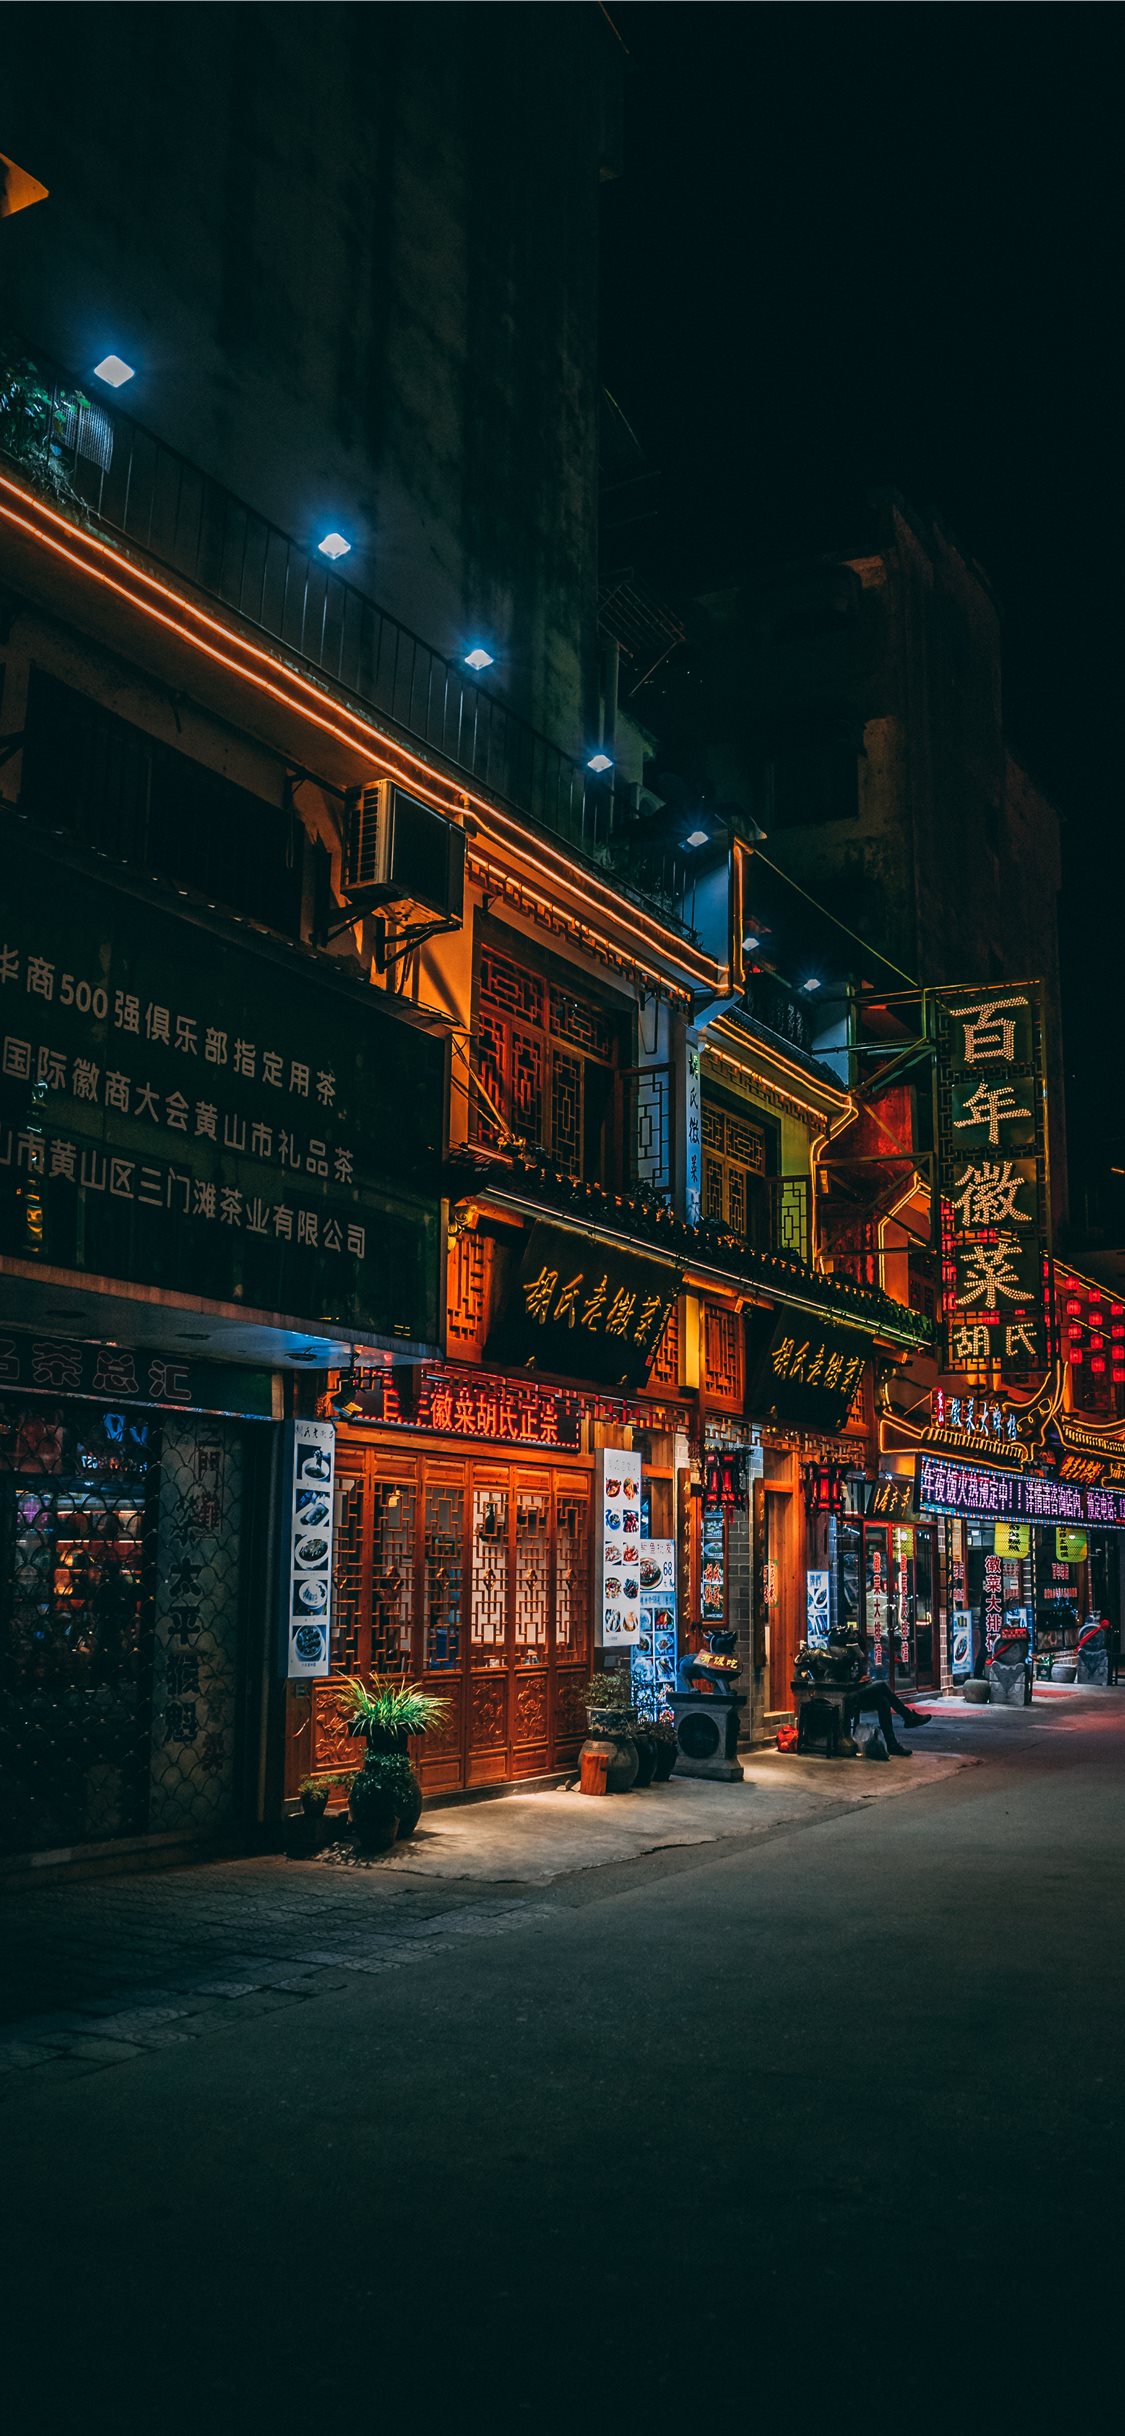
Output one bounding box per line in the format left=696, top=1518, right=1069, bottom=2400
left=806, top=1568, right=830, bottom=1647
left=281, top=1417, right=336, bottom=1677
left=597, top=1447, right=643, bottom=1646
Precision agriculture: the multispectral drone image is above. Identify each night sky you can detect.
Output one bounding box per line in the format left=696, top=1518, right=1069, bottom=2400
left=601, top=3, right=1125, bottom=1210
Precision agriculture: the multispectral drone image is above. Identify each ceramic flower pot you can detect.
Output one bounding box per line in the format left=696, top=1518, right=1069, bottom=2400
left=632, top=1730, right=657, bottom=1788
left=349, top=1768, right=400, bottom=1853
left=580, top=1730, right=638, bottom=1794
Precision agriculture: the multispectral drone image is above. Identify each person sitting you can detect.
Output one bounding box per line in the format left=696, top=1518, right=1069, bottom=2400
left=845, top=1626, right=932, bottom=1757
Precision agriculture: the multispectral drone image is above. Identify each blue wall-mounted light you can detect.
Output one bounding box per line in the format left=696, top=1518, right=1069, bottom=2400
left=318, top=531, right=351, bottom=562
left=93, top=353, right=135, bottom=388
left=464, top=646, right=494, bottom=672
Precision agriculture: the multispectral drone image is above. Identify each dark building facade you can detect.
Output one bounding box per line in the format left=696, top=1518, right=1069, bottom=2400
left=0, top=3, right=614, bottom=755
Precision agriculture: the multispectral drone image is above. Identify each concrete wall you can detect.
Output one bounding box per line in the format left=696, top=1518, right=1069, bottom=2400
left=0, top=2, right=612, bottom=756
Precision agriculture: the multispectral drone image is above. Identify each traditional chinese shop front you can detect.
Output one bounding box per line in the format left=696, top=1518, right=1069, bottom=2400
left=0, top=1328, right=274, bottom=1864
left=832, top=1474, right=941, bottom=1694
left=688, top=1296, right=881, bottom=1731
left=742, top=1307, right=877, bottom=1718
left=292, top=1201, right=686, bottom=1797
left=914, top=1453, right=1125, bottom=1680
left=299, top=1357, right=689, bottom=1796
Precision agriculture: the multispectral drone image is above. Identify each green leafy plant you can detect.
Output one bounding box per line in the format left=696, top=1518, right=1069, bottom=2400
left=353, top=1750, right=417, bottom=1813
left=585, top=1671, right=628, bottom=1708
left=335, top=1674, right=449, bottom=1747
left=0, top=352, right=91, bottom=511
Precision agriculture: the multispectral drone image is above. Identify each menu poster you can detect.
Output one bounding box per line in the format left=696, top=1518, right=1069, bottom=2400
left=281, top=1417, right=335, bottom=1678
left=632, top=1539, right=677, bottom=1716
left=597, top=1446, right=643, bottom=1647
left=701, top=1506, right=725, bottom=1622
left=950, top=1610, right=974, bottom=1674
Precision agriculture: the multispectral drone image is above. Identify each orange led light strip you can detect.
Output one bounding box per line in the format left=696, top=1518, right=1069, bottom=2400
left=466, top=852, right=694, bottom=1004
left=703, top=1033, right=852, bottom=1125
left=0, top=473, right=719, bottom=991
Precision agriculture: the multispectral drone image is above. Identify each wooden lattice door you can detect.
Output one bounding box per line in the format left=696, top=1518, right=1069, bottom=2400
left=296, top=1439, right=593, bottom=1796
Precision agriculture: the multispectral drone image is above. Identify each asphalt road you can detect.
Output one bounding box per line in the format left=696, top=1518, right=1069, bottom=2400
left=5, top=1695, right=1124, bottom=2431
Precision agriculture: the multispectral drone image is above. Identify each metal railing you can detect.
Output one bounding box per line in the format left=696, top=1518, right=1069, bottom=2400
left=0, top=344, right=696, bottom=932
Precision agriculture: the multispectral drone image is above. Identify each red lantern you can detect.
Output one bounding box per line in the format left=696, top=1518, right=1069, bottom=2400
left=802, top=1460, right=846, bottom=1518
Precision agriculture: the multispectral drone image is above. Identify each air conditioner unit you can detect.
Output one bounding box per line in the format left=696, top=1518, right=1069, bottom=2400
left=342, top=781, right=466, bottom=921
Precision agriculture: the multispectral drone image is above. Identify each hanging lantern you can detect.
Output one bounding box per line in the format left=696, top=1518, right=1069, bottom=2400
left=703, top=1451, right=748, bottom=1512
left=802, top=1459, right=846, bottom=1518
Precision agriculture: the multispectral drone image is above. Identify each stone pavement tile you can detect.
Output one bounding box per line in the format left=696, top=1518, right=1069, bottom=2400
left=120, top=2027, right=197, bottom=2049
left=187, top=1979, right=262, bottom=1999
left=264, top=1968, right=352, bottom=1995
left=51, top=2036, right=142, bottom=2064
left=73, top=1988, right=187, bottom=2017
left=0, top=2057, right=110, bottom=2096
left=0, top=2012, right=89, bottom=2044
left=205, top=1989, right=304, bottom=2018
left=78, top=2005, right=192, bottom=2037
left=0, top=2042, right=70, bottom=2070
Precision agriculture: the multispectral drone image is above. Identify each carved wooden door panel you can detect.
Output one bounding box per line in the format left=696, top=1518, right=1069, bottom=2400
left=552, top=1469, right=591, bottom=1762
left=417, top=1458, right=469, bottom=1794
left=468, top=1465, right=512, bottom=1783
left=512, top=1470, right=551, bottom=1776
left=295, top=1436, right=596, bottom=1798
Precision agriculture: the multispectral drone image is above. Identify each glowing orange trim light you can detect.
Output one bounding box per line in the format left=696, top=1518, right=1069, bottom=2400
left=703, top=1034, right=852, bottom=1126
left=0, top=472, right=718, bottom=987
left=466, top=852, right=693, bottom=1004
left=709, top=1016, right=850, bottom=1115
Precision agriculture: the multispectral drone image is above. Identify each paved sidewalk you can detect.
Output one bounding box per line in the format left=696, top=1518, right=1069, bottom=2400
left=0, top=1739, right=972, bottom=2091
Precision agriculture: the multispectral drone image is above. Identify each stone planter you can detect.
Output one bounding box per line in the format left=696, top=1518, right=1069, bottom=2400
left=584, top=1724, right=637, bottom=1802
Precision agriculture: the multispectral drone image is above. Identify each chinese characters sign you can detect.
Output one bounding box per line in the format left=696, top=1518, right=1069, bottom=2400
left=749, top=1312, right=870, bottom=1432
left=932, top=986, right=1050, bottom=1372
left=0, top=1326, right=272, bottom=1417
left=866, top=1474, right=915, bottom=1521
left=598, top=1448, right=643, bottom=1646
left=149, top=1419, right=242, bottom=1830
left=487, top=1221, right=680, bottom=1392
left=924, top=1385, right=1036, bottom=1467
left=337, top=1362, right=583, bottom=1450
left=0, top=824, right=442, bottom=1342
left=281, top=1418, right=335, bottom=1678
left=915, top=1453, right=1125, bottom=1530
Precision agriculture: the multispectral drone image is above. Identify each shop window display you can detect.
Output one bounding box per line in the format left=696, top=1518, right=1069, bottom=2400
left=0, top=1397, right=246, bottom=1853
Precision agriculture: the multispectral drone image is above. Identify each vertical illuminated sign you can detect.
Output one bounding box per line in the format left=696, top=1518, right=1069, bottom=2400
left=280, top=1417, right=335, bottom=1677
left=933, top=985, right=1050, bottom=1372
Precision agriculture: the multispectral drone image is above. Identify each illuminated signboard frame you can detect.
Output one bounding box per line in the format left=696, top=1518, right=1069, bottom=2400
left=915, top=1453, right=1125, bottom=1530
left=931, top=984, right=1051, bottom=1375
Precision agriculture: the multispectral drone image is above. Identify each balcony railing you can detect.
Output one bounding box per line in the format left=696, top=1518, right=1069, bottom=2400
left=447, top=1144, right=930, bottom=1345
left=0, top=344, right=696, bottom=932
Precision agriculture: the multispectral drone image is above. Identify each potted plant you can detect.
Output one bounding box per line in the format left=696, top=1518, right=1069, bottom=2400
left=584, top=1670, right=636, bottom=1735
left=581, top=1672, right=638, bottom=1794
left=284, top=1774, right=336, bottom=1860
left=335, top=1674, right=449, bottom=1843
left=650, top=1714, right=678, bottom=1783
left=631, top=1715, right=657, bottom=1788
left=348, top=1761, right=402, bottom=1853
